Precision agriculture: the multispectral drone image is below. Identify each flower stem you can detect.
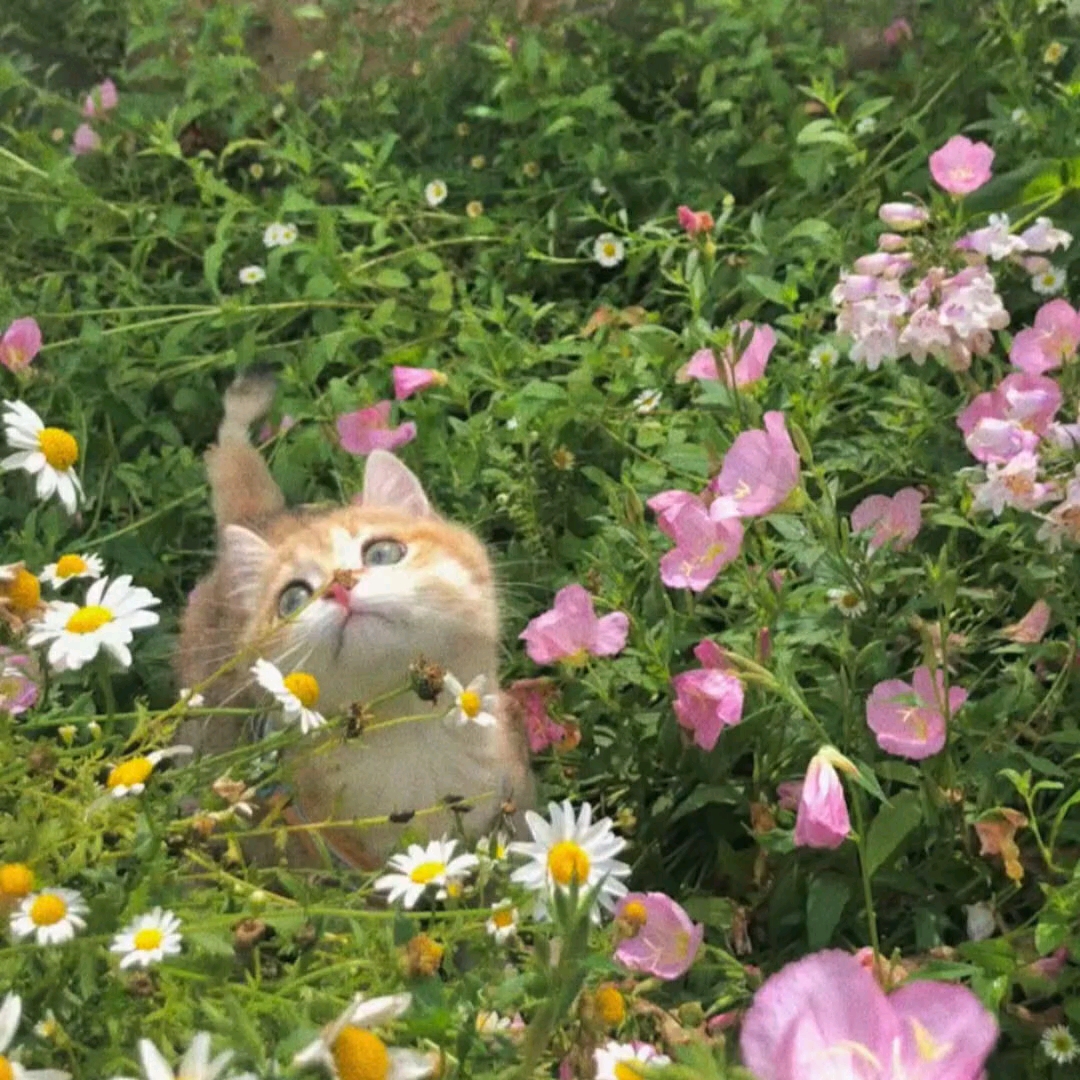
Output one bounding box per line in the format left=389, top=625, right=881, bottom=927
left=850, top=789, right=881, bottom=957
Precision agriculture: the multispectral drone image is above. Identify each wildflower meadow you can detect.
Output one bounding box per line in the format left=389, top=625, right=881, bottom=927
left=3, top=0, right=1080, bottom=1076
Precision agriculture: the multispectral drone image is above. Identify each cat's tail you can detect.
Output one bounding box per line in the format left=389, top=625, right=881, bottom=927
left=205, top=370, right=285, bottom=529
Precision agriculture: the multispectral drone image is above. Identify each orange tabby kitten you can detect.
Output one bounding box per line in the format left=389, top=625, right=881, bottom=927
left=176, top=374, right=534, bottom=867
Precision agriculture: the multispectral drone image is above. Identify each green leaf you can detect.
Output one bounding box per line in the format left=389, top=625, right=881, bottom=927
left=806, top=874, right=851, bottom=949
left=745, top=273, right=790, bottom=306
left=864, top=790, right=922, bottom=878
left=375, top=268, right=411, bottom=289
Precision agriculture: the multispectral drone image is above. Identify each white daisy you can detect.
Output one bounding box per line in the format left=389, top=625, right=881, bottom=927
left=105, top=747, right=192, bottom=799
left=39, top=552, right=104, bottom=588
left=475, top=1011, right=512, bottom=1036
left=1032, top=265, right=1066, bottom=296
left=251, top=658, right=326, bottom=735
left=278, top=224, right=299, bottom=246
left=632, top=390, right=662, bottom=415
left=125, top=1033, right=257, bottom=1080
left=508, top=800, right=630, bottom=921
left=594, top=233, right=625, bottom=268
left=590, top=178, right=608, bottom=195
left=827, top=587, right=866, bottom=618
left=373, top=837, right=479, bottom=909
left=594, top=1040, right=671, bottom=1080
left=110, top=907, right=182, bottom=969
left=475, top=831, right=509, bottom=863
left=1042, top=1024, right=1079, bottom=1064
left=424, top=180, right=448, bottom=207
left=178, top=687, right=206, bottom=709
left=27, top=575, right=161, bottom=673
left=0, top=994, right=70, bottom=1080
left=292, top=993, right=436, bottom=1080
left=485, top=900, right=518, bottom=944
left=505, top=417, right=519, bottom=431
left=854, top=116, right=877, bottom=135
left=10, top=888, right=88, bottom=946
left=808, top=342, right=839, bottom=368
left=262, top=222, right=297, bottom=248
left=443, top=673, right=497, bottom=728
left=238, top=265, right=266, bottom=285
left=1, top=401, right=83, bottom=514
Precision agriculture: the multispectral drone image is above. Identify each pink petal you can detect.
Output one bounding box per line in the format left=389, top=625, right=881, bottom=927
left=392, top=366, right=442, bottom=400
left=0, top=318, right=43, bottom=373
left=794, top=754, right=850, bottom=848
left=592, top=611, right=629, bottom=657
left=614, top=892, right=704, bottom=979
left=681, top=348, right=720, bottom=382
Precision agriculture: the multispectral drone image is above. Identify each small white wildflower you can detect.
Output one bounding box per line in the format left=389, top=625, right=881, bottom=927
left=632, top=389, right=662, bottom=415
left=1, top=401, right=83, bottom=515
left=110, top=907, right=183, bottom=969
left=809, top=342, right=840, bottom=368
left=444, top=673, right=498, bottom=728
left=39, top=553, right=103, bottom=588
left=827, top=588, right=866, bottom=618
left=485, top=900, right=519, bottom=944
left=590, top=178, right=608, bottom=195
left=1042, top=1024, right=1080, bottom=1064
left=854, top=116, right=877, bottom=135
left=0, top=994, right=70, bottom=1080
left=238, top=265, right=266, bottom=285
left=424, top=180, right=448, bottom=207
left=105, top=747, right=192, bottom=799
left=252, top=658, right=326, bottom=735
left=1032, top=265, right=1066, bottom=296
left=373, top=837, right=479, bottom=909
left=10, top=889, right=88, bottom=946
left=594, top=233, right=625, bottom=268
left=505, top=417, right=520, bottom=431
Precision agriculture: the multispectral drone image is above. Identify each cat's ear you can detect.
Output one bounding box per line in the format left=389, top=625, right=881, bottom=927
left=221, top=524, right=273, bottom=610
left=361, top=450, right=432, bottom=517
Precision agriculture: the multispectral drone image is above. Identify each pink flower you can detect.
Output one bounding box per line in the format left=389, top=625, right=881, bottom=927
left=958, top=372, right=1061, bottom=462
left=740, top=949, right=998, bottom=1080
left=877, top=232, right=908, bottom=252
left=929, top=135, right=994, bottom=196
left=0, top=318, right=42, bottom=373
left=82, top=78, right=119, bottom=118
left=679, top=323, right=776, bottom=388
left=336, top=401, right=417, bottom=455
left=776, top=781, right=803, bottom=812
left=257, top=414, right=296, bottom=443
left=519, top=584, right=629, bottom=665
left=671, top=640, right=744, bottom=750
left=647, top=489, right=700, bottom=538
left=677, top=205, right=714, bottom=236
left=878, top=202, right=928, bottom=231
left=1019, top=217, right=1072, bottom=254
left=392, top=365, right=446, bottom=400
left=613, top=892, right=704, bottom=980
left=1009, top=299, right=1080, bottom=375
left=656, top=498, right=744, bottom=591
left=794, top=749, right=850, bottom=849
left=71, top=123, right=101, bottom=156
left=1002, top=599, right=1052, bottom=644
left=506, top=678, right=566, bottom=753
left=971, top=451, right=1057, bottom=516
left=1027, top=946, right=1068, bottom=981
left=0, top=651, right=38, bottom=717
left=866, top=666, right=966, bottom=760
left=711, top=411, right=800, bottom=517
left=850, top=488, right=924, bottom=554
left=882, top=17, right=913, bottom=46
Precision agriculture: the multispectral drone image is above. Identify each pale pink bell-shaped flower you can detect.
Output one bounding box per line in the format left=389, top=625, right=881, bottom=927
left=82, top=78, right=119, bottom=117
left=740, top=949, right=998, bottom=1080
left=866, top=666, right=967, bottom=759
left=506, top=678, right=566, bottom=753
left=1019, top=217, right=1072, bottom=254
left=850, top=487, right=924, bottom=554
left=519, top=584, right=629, bottom=665
left=878, top=202, right=928, bottom=230
left=0, top=650, right=38, bottom=716
left=712, top=411, right=800, bottom=517
left=971, top=451, right=1057, bottom=516
left=957, top=372, right=1061, bottom=463
left=392, top=365, right=446, bottom=400
left=794, top=749, right=851, bottom=849
left=336, top=401, right=417, bottom=455
left=71, top=123, right=101, bottom=156
left=878, top=232, right=908, bottom=252
left=657, top=498, right=744, bottom=592
left=1002, top=599, right=1052, bottom=644
left=929, top=135, right=994, bottom=196
left=0, top=318, right=42, bottom=373
left=671, top=639, right=744, bottom=750
left=677, top=205, right=714, bottom=236
left=1009, top=299, right=1080, bottom=375
left=613, top=892, right=704, bottom=980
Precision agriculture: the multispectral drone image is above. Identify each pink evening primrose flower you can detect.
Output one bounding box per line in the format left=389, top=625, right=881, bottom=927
left=392, top=365, right=447, bottom=400
left=677, top=206, right=715, bottom=236
left=866, top=666, right=967, bottom=760
left=71, top=123, right=101, bottom=156
left=850, top=487, right=924, bottom=554
left=613, top=892, right=704, bottom=980
left=506, top=678, right=566, bottom=753
left=336, top=400, right=417, bottom=455
left=647, top=489, right=700, bottom=538
left=794, top=749, right=851, bottom=849
left=671, top=639, right=744, bottom=750
left=680, top=323, right=776, bottom=388
left=1009, top=299, right=1080, bottom=375
left=0, top=318, right=43, bottom=374
left=971, top=451, right=1057, bottom=516
left=656, top=497, right=745, bottom=592
left=519, top=584, right=629, bottom=665
left=82, top=78, right=119, bottom=118
left=0, top=650, right=38, bottom=716
left=929, top=135, right=994, bottom=196
left=711, top=411, right=800, bottom=517
left=740, top=949, right=998, bottom=1080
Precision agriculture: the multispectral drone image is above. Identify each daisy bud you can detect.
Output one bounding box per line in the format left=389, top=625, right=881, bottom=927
left=410, top=657, right=446, bottom=701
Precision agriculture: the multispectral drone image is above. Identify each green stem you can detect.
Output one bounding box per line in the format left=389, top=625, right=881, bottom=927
left=850, top=789, right=881, bottom=956
left=97, top=661, right=117, bottom=721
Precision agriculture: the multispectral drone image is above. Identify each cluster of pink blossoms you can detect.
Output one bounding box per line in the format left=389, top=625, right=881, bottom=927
left=72, top=78, right=118, bottom=157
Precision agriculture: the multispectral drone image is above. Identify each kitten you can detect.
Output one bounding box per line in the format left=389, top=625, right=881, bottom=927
left=176, top=373, right=534, bottom=868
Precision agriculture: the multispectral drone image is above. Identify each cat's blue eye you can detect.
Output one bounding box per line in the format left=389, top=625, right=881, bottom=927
left=362, top=538, right=407, bottom=567
left=277, top=581, right=313, bottom=617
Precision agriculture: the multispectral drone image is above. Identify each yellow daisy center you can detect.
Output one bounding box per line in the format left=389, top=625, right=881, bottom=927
left=332, top=1027, right=390, bottom=1080
left=66, top=605, right=113, bottom=634
left=614, top=1064, right=644, bottom=1080
left=622, top=900, right=648, bottom=930
left=547, top=840, right=590, bottom=887
left=409, top=860, right=446, bottom=885
left=55, top=554, right=88, bottom=578
left=283, top=671, right=320, bottom=709
left=37, top=428, right=79, bottom=470
left=458, top=689, right=482, bottom=717
left=595, top=985, right=625, bottom=1026
left=0, top=863, right=33, bottom=899
left=108, top=757, right=154, bottom=790
left=0, top=1054, right=13, bottom=1080
left=603, top=243, right=617, bottom=258
left=492, top=908, right=515, bottom=929
left=3, top=567, right=41, bottom=614
left=133, top=927, right=165, bottom=951
left=30, top=893, right=67, bottom=926
left=838, top=592, right=861, bottom=610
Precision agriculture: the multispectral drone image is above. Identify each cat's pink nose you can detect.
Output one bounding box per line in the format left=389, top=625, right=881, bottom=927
left=326, top=582, right=352, bottom=608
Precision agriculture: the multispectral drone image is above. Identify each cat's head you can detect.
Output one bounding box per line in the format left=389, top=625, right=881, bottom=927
left=223, top=451, right=498, bottom=711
